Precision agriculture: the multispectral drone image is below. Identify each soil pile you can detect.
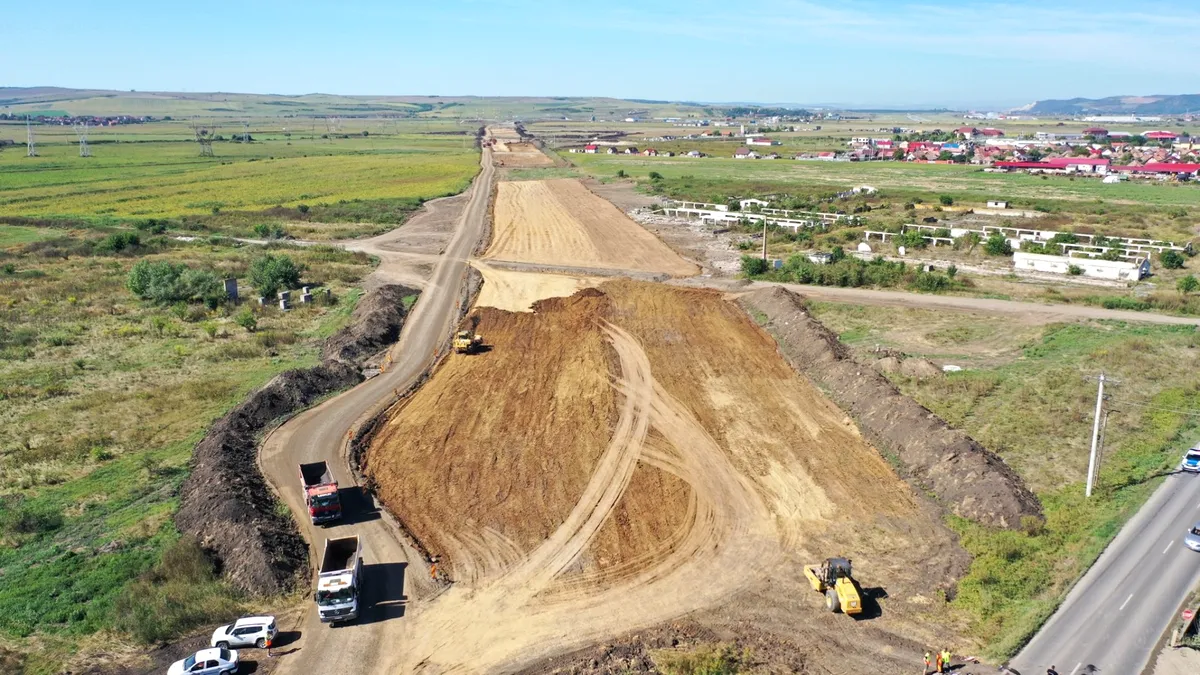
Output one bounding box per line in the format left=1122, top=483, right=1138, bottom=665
left=369, top=280, right=966, bottom=673
left=322, top=284, right=419, bottom=364
left=175, top=362, right=360, bottom=594
left=739, top=285, right=1042, bottom=529
left=175, top=284, right=419, bottom=593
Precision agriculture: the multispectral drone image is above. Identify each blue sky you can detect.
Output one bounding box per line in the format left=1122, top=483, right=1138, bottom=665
left=4, top=0, right=1198, bottom=109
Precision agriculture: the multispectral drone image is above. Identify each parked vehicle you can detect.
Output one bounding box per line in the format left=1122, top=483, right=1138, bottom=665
left=210, top=615, right=277, bottom=649
left=316, top=535, right=362, bottom=623
left=300, top=461, right=342, bottom=524
left=1181, top=447, right=1200, bottom=473
left=167, top=647, right=239, bottom=675
left=1185, top=522, right=1200, bottom=552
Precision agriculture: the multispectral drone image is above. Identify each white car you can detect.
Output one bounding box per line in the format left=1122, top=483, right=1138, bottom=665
left=1182, top=447, right=1200, bottom=473
left=167, top=647, right=239, bottom=675
left=210, top=615, right=277, bottom=649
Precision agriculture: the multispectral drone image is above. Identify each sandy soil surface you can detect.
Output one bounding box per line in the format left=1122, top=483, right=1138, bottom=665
left=485, top=179, right=699, bottom=277
left=492, top=141, right=555, bottom=168
left=1153, top=645, right=1200, bottom=675
left=365, top=280, right=967, bottom=673
left=339, top=192, right=469, bottom=290
left=472, top=260, right=604, bottom=312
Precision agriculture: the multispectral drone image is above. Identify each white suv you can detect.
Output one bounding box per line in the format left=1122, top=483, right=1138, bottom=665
left=210, top=615, right=277, bottom=649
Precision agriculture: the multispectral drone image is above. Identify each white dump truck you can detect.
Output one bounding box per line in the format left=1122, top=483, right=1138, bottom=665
left=316, top=535, right=362, bottom=623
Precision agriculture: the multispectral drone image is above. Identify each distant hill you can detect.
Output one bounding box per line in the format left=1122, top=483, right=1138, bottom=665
left=1018, top=94, right=1200, bottom=116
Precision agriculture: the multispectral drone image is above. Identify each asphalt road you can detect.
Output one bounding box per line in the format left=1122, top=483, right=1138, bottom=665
left=1009, top=471, right=1200, bottom=675
left=258, top=147, right=493, bottom=675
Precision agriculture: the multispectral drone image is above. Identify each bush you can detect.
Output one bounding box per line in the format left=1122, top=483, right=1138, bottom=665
left=1178, top=275, right=1199, bottom=294
left=253, top=223, right=287, bottom=239
left=615, top=169, right=626, bottom=178
left=984, top=232, right=1013, bottom=256
left=1161, top=250, right=1186, bottom=269
left=939, top=195, right=954, bottom=206
left=98, top=232, right=141, bottom=254
left=111, top=538, right=242, bottom=644
left=248, top=253, right=302, bottom=298
left=740, top=255, right=768, bottom=276
left=234, top=308, right=258, bottom=333
left=297, top=203, right=310, bottom=214
left=0, top=501, right=64, bottom=536
left=127, top=260, right=225, bottom=307
left=648, top=171, right=663, bottom=180
left=1068, top=265, right=1084, bottom=276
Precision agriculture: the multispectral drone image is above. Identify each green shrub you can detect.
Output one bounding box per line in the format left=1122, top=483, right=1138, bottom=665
left=98, top=232, right=141, bottom=254
left=648, top=171, right=663, bottom=180
left=127, top=260, right=225, bottom=307
left=248, top=253, right=302, bottom=298
left=740, top=255, right=768, bottom=276
left=1099, top=296, right=1150, bottom=311
left=1161, top=250, right=1186, bottom=269
left=1, top=501, right=64, bottom=535
left=111, top=538, right=242, bottom=644
left=234, top=308, right=258, bottom=333
left=984, top=232, right=1013, bottom=256
left=1068, top=265, right=1083, bottom=276
left=1178, top=275, right=1199, bottom=294
left=297, top=203, right=310, bottom=214
left=939, top=195, right=954, bottom=206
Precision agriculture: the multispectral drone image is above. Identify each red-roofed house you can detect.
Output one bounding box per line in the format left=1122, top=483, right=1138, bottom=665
left=1083, top=127, right=1109, bottom=137
left=1045, top=157, right=1110, bottom=173
left=583, top=144, right=598, bottom=154
left=979, top=128, right=1005, bottom=137
left=643, top=148, right=658, bottom=156
left=1145, top=131, right=1179, bottom=141
left=733, top=147, right=758, bottom=159
left=957, top=126, right=979, bottom=138
left=1114, top=162, right=1200, bottom=177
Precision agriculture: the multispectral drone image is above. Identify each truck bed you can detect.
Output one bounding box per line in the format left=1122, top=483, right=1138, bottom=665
left=320, top=537, right=359, bottom=573
left=300, top=461, right=334, bottom=487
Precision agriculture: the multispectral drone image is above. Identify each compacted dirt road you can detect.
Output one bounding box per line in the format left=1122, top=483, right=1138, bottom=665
left=259, top=147, right=494, bottom=675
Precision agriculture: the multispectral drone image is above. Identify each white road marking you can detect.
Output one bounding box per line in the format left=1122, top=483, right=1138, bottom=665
left=1164, top=540, right=1175, bottom=554
left=1070, top=662, right=1082, bottom=675
left=1195, top=500, right=1200, bottom=509
left=1119, top=593, right=1134, bottom=611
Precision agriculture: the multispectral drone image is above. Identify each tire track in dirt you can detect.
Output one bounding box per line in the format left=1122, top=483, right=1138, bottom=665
left=391, top=324, right=778, bottom=674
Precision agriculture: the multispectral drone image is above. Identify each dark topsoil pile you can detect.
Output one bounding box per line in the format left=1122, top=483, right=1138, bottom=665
left=739, top=286, right=1042, bottom=530
left=174, top=284, right=418, bottom=594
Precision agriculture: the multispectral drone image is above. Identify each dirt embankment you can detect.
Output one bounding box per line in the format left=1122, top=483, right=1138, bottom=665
left=739, top=285, right=1042, bottom=529
left=367, top=281, right=970, bottom=673
left=175, top=284, right=418, bottom=594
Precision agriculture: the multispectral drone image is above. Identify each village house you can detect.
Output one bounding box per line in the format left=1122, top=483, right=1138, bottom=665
left=583, top=144, right=598, bottom=154
left=1013, top=251, right=1150, bottom=282
left=733, top=147, right=759, bottom=159
left=606, top=146, right=619, bottom=154
left=642, top=148, right=658, bottom=156
left=623, top=147, right=638, bottom=154
left=747, top=137, right=780, bottom=147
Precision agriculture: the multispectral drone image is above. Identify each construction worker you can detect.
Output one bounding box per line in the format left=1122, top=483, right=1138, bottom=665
left=265, top=634, right=273, bottom=658
left=940, top=648, right=951, bottom=671
left=923, top=652, right=932, bottom=674
left=935, top=651, right=943, bottom=673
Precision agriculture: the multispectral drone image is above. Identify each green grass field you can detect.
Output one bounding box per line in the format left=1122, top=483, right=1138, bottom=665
left=0, top=234, right=375, bottom=673
left=810, top=303, right=1200, bottom=658
left=0, top=124, right=479, bottom=222
left=567, top=153, right=1200, bottom=208
left=0, top=225, right=57, bottom=247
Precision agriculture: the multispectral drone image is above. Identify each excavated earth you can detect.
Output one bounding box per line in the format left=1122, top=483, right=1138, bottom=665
left=738, top=285, right=1042, bottom=529
left=365, top=280, right=978, bottom=673
left=175, top=284, right=418, bottom=594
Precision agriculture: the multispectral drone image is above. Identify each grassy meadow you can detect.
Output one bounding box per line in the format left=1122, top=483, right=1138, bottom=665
left=0, top=231, right=376, bottom=672
left=811, top=303, right=1200, bottom=658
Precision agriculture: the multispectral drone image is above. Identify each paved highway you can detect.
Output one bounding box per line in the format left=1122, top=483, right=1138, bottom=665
left=259, top=147, right=493, bottom=674
left=1010, top=471, right=1200, bottom=675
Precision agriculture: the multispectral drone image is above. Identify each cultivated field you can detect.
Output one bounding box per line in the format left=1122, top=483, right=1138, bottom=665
left=367, top=281, right=964, bottom=672
left=486, top=179, right=698, bottom=276
left=492, top=141, right=555, bottom=168
left=0, top=124, right=479, bottom=224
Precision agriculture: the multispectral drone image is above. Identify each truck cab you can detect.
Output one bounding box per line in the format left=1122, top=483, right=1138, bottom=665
left=300, top=461, right=342, bottom=524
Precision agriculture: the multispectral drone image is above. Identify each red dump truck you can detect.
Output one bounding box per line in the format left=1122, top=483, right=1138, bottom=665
left=299, top=461, right=342, bottom=524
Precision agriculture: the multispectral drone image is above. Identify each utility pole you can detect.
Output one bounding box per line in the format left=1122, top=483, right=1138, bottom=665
left=26, top=119, right=36, bottom=157
left=1086, top=373, right=1118, bottom=497
left=761, top=217, right=768, bottom=262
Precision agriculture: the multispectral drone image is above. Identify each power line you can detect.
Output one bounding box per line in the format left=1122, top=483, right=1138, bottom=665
left=1108, top=399, right=1200, bottom=418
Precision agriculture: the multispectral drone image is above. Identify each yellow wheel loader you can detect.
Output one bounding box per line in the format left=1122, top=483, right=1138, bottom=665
left=453, top=330, right=483, bottom=354
left=804, top=557, right=862, bottom=615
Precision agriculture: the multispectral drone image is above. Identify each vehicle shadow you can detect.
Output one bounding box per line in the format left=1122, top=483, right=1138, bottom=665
left=355, top=561, right=408, bottom=626
left=272, top=630, right=302, bottom=648
left=335, top=486, right=382, bottom=526
left=851, top=586, right=887, bottom=621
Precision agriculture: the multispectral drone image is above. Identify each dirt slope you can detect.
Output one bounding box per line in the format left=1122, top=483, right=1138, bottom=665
left=486, top=179, right=698, bottom=276
left=365, top=281, right=967, bottom=673
left=739, top=285, right=1042, bottom=529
